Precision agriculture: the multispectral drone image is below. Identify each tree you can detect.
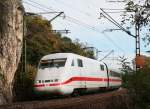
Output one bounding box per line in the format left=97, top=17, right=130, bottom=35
left=121, top=56, right=150, bottom=109
left=25, top=15, right=95, bottom=67
left=122, top=0, right=150, bottom=46
left=123, top=66, right=150, bottom=109
left=0, top=0, right=24, bottom=104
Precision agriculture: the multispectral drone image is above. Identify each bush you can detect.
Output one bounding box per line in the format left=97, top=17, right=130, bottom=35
left=14, top=64, right=37, bottom=101
left=123, top=67, right=150, bottom=109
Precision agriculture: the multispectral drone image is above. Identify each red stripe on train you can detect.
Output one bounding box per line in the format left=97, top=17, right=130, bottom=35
left=33, top=77, right=121, bottom=87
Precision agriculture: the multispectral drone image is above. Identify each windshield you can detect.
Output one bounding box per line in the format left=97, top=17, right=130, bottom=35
left=39, top=58, right=67, bottom=69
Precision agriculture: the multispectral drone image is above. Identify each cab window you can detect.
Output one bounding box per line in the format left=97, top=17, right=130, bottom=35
left=109, top=71, right=121, bottom=77
left=39, top=58, right=67, bottom=69
left=77, top=59, right=83, bottom=67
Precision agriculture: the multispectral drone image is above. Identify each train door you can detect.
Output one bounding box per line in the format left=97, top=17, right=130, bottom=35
left=103, top=63, right=109, bottom=88
left=77, top=59, right=85, bottom=88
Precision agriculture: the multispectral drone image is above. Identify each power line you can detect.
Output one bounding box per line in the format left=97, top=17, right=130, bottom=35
left=53, top=0, right=95, bottom=18
left=99, top=50, right=114, bottom=61
left=101, top=8, right=125, bottom=10
left=25, top=0, right=98, bottom=31
left=105, top=11, right=127, bottom=13
left=26, top=0, right=99, bottom=29
left=23, top=1, right=49, bottom=12
left=24, top=0, right=65, bottom=17
left=65, top=16, right=97, bottom=30
left=24, top=1, right=96, bottom=31
left=24, top=1, right=65, bottom=22
left=101, top=32, right=125, bottom=53
left=27, top=0, right=56, bottom=12
left=27, top=0, right=100, bottom=27
left=100, top=8, right=136, bottom=38
left=27, top=12, right=64, bottom=14
left=101, top=9, right=127, bottom=31
left=24, top=0, right=126, bottom=54
left=64, top=17, right=126, bottom=54
left=100, top=9, right=129, bottom=33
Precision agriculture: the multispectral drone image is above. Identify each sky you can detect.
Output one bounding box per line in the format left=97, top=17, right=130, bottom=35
left=23, top=0, right=150, bottom=65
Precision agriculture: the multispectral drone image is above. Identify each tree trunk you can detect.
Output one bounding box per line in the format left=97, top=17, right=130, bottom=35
left=0, top=0, right=24, bottom=104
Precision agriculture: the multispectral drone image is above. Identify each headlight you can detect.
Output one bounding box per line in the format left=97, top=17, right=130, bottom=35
left=36, top=80, right=41, bottom=83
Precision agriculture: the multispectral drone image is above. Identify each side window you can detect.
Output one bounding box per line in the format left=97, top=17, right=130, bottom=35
left=110, top=71, right=121, bottom=77
left=100, top=64, right=104, bottom=71
left=71, top=60, right=74, bottom=66
left=77, top=59, right=83, bottom=67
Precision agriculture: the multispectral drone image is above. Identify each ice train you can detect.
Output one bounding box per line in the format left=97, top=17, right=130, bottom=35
left=33, top=53, right=122, bottom=95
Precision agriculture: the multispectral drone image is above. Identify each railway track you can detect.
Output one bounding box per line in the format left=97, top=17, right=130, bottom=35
left=0, top=89, right=128, bottom=109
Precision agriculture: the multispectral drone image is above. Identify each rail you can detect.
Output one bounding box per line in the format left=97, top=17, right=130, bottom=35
left=0, top=89, right=128, bottom=109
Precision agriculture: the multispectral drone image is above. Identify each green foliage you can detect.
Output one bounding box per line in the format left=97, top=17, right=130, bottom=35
left=25, top=15, right=95, bottom=66
left=26, top=64, right=37, bottom=81
left=26, top=15, right=52, bottom=32
left=124, top=0, right=150, bottom=25
left=122, top=66, right=150, bottom=109
left=123, top=0, right=150, bottom=45
left=14, top=64, right=37, bottom=101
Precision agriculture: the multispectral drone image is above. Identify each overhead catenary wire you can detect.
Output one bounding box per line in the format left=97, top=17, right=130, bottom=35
left=23, top=1, right=49, bottom=12
left=84, top=0, right=127, bottom=14
left=67, top=17, right=125, bottom=53
left=27, top=0, right=56, bottom=12
left=24, top=0, right=120, bottom=33
left=23, top=1, right=65, bottom=19
left=100, top=8, right=136, bottom=38
left=99, top=50, right=114, bottom=61
left=24, top=1, right=97, bottom=31
left=52, top=0, right=95, bottom=18
left=26, top=0, right=99, bottom=29
left=100, top=13, right=126, bottom=31
left=101, top=8, right=126, bottom=10
left=101, top=9, right=127, bottom=31
left=101, top=32, right=125, bottom=54
left=104, top=11, right=127, bottom=13
left=24, top=0, right=99, bottom=32
left=24, top=0, right=126, bottom=54
left=28, top=12, right=64, bottom=14
left=61, top=17, right=126, bottom=54
left=100, top=8, right=130, bottom=34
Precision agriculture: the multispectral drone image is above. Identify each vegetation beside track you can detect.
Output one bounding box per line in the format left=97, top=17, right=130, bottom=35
left=122, top=56, right=150, bottom=109
left=0, top=89, right=129, bottom=109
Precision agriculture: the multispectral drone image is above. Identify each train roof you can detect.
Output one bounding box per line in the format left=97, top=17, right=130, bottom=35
left=40, top=53, right=122, bottom=73
left=41, top=53, right=103, bottom=63
left=41, top=53, right=71, bottom=60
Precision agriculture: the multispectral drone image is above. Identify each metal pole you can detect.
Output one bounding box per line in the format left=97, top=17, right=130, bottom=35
left=22, top=14, right=24, bottom=88
left=135, top=22, right=140, bottom=70
left=20, top=13, right=25, bottom=92
left=135, top=23, right=140, bottom=56
left=24, top=39, right=26, bottom=74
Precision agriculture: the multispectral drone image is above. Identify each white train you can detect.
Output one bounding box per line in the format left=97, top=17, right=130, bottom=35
left=33, top=53, right=122, bottom=95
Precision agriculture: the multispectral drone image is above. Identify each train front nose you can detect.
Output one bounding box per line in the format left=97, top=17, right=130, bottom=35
left=33, top=78, right=63, bottom=94
left=34, top=58, right=66, bottom=94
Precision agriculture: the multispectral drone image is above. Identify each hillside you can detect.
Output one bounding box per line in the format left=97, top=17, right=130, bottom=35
left=25, top=14, right=95, bottom=66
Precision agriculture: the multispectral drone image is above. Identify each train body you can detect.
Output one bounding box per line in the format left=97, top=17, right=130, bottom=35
left=33, top=53, right=122, bottom=95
